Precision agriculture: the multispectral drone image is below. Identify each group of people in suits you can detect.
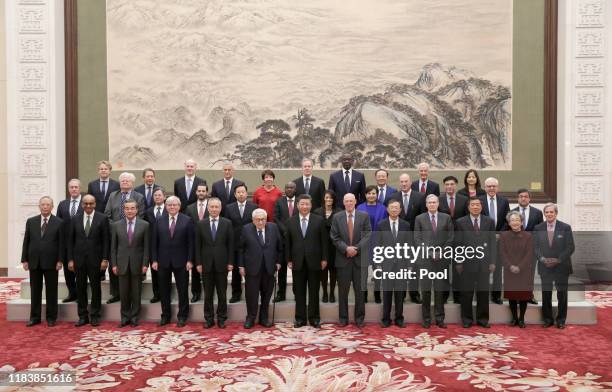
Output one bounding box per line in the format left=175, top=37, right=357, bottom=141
left=21, top=155, right=575, bottom=330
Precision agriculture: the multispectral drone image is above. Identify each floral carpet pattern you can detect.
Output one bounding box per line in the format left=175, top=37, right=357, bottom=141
left=1, top=279, right=611, bottom=391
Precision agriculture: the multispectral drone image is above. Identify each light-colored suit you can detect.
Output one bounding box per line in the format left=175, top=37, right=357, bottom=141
left=330, top=210, right=371, bottom=324
left=104, top=190, right=145, bottom=222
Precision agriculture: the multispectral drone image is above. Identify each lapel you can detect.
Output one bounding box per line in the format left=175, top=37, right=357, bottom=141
left=118, top=219, right=128, bottom=245
left=35, top=215, right=43, bottom=238
left=527, top=207, right=535, bottom=229
left=281, top=197, right=289, bottom=217
left=79, top=214, right=88, bottom=237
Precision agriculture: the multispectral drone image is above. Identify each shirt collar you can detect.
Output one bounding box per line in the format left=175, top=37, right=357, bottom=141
left=300, top=213, right=310, bottom=220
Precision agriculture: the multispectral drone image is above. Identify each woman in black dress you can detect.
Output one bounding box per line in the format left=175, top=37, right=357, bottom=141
left=313, top=190, right=341, bottom=303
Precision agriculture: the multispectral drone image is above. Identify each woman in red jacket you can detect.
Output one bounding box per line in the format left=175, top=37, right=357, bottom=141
left=252, top=169, right=283, bottom=222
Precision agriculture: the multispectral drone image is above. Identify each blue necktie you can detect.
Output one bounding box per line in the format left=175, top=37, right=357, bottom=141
left=120, top=192, right=127, bottom=220
left=301, top=218, right=308, bottom=237
left=211, top=219, right=217, bottom=241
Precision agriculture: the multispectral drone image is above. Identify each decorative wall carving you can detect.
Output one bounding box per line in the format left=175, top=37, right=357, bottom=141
left=575, top=178, right=603, bottom=204
left=575, top=119, right=603, bottom=145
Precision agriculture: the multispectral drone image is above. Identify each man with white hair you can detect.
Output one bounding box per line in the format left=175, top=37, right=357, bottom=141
left=238, top=208, right=283, bottom=329
left=174, top=159, right=207, bottom=213
left=56, top=178, right=83, bottom=303
left=411, top=162, right=440, bottom=196
left=104, top=172, right=145, bottom=303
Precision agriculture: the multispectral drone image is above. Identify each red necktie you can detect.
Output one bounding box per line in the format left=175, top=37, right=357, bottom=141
left=449, top=196, right=455, bottom=217
left=420, top=182, right=426, bottom=193
left=430, top=214, right=437, bottom=232
left=347, top=213, right=354, bottom=245
left=170, top=217, right=176, bottom=238
left=473, top=217, right=479, bottom=231
left=288, top=199, right=294, bottom=216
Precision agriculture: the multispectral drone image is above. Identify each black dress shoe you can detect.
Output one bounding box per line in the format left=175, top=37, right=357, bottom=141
left=556, top=323, right=566, bottom=329
left=273, top=294, right=285, bottom=303
left=510, top=318, right=519, bottom=327
left=463, top=322, right=472, bottom=328
left=329, top=293, right=336, bottom=303
left=411, top=296, right=422, bottom=304
left=529, top=298, right=538, bottom=305
left=91, top=318, right=100, bottom=327
left=176, top=319, right=186, bottom=328
left=395, top=320, right=406, bottom=328
left=106, top=296, right=120, bottom=304
left=204, top=320, right=214, bottom=329
left=131, top=320, right=139, bottom=327
left=436, top=322, right=447, bottom=329
left=47, top=320, right=56, bottom=327
left=294, top=321, right=306, bottom=328
left=75, top=318, right=89, bottom=327
left=421, top=321, right=431, bottom=329
left=260, top=320, right=273, bottom=328
left=477, top=322, right=491, bottom=328
left=218, top=320, right=226, bottom=329
left=322, top=293, right=329, bottom=303
left=229, top=296, right=241, bottom=303
left=518, top=321, right=526, bottom=328
left=150, top=297, right=160, bottom=304
left=491, top=298, right=503, bottom=305
left=26, top=319, right=41, bottom=327
left=542, top=321, right=554, bottom=328
left=159, top=318, right=170, bottom=326
left=338, top=320, right=348, bottom=327
left=356, top=321, right=365, bottom=328
left=191, top=293, right=201, bottom=303
left=310, top=320, right=321, bottom=328
left=119, top=320, right=129, bottom=328
left=62, top=295, right=77, bottom=303
left=381, top=320, right=391, bottom=328
left=243, top=320, right=254, bottom=329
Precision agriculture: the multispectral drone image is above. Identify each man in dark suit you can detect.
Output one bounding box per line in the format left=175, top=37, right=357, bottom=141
left=411, top=162, right=440, bottom=196
left=224, top=184, right=258, bottom=303
left=210, top=162, right=245, bottom=210
left=374, top=169, right=397, bottom=205
left=104, top=172, right=145, bottom=304
left=330, top=193, right=372, bottom=327
left=56, top=178, right=83, bottom=303
left=286, top=194, right=328, bottom=328
left=67, top=194, right=109, bottom=327
left=134, top=168, right=160, bottom=211
left=533, top=203, right=575, bottom=329
left=110, top=199, right=150, bottom=327
left=513, top=188, right=544, bottom=305
left=328, top=153, right=367, bottom=207
left=87, top=160, right=119, bottom=213
left=454, top=197, right=496, bottom=328
left=196, top=198, right=234, bottom=328
left=184, top=183, right=211, bottom=302
left=414, top=195, right=454, bottom=328
left=143, top=188, right=167, bottom=304
left=151, top=196, right=194, bottom=327
left=480, top=177, right=510, bottom=304
left=389, top=173, right=425, bottom=303
left=375, top=199, right=411, bottom=328
left=273, top=182, right=297, bottom=302
left=293, top=158, right=326, bottom=210
left=174, top=159, right=207, bottom=213
left=238, top=209, right=283, bottom=329
left=21, top=196, right=64, bottom=327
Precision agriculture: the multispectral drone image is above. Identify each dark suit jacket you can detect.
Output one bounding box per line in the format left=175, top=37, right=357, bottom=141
left=210, top=178, right=245, bottom=209
left=411, top=179, right=440, bottom=196
left=185, top=200, right=210, bottom=223
left=330, top=210, right=372, bottom=268
left=104, top=190, right=146, bottom=221
left=480, top=194, right=511, bottom=231
left=151, top=213, right=194, bottom=269
left=195, top=216, right=234, bottom=271
left=512, top=205, right=544, bottom=232
left=285, top=213, right=328, bottom=271
left=293, top=176, right=326, bottom=210
left=533, top=220, right=575, bottom=275
left=328, top=169, right=367, bottom=206
left=457, top=187, right=486, bottom=198
left=238, top=222, right=283, bottom=276
left=414, top=212, right=454, bottom=261
left=378, top=185, right=398, bottom=206
left=144, top=204, right=168, bottom=224
left=375, top=218, right=412, bottom=273
left=454, top=215, right=496, bottom=271
left=110, top=218, right=150, bottom=275
left=57, top=198, right=84, bottom=221
left=21, top=215, right=64, bottom=269
left=88, top=178, right=120, bottom=213
left=134, top=183, right=161, bottom=210
left=224, top=201, right=258, bottom=256
left=388, top=190, right=426, bottom=230
left=174, top=176, right=207, bottom=212
left=67, top=212, right=110, bottom=268
left=273, top=196, right=297, bottom=235
left=438, top=193, right=469, bottom=222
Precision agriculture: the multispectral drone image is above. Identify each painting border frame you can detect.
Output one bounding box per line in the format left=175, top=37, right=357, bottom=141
left=63, top=0, right=558, bottom=203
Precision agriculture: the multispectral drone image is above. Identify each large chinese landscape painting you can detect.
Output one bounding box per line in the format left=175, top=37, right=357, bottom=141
left=106, top=0, right=513, bottom=170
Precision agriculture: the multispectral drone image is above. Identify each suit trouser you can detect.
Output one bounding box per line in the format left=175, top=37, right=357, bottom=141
left=151, top=267, right=160, bottom=299
left=191, top=268, right=202, bottom=296
left=110, top=267, right=119, bottom=298
left=337, top=261, right=365, bottom=323
left=29, top=267, right=58, bottom=322
left=541, top=271, right=569, bottom=324
left=293, top=266, right=321, bottom=323
left=459, top=269, right=490, bottom=325
left=158, top=265, right=189, bottom=321
left=204, top=267, right=228, bottom=322
left=277, top=263, right=288, bottom=297
left=231, top=267, right=243, bottom=298
left=245, top=270, right=274, bottom=322
left=62, top=259, right=77, bottom=297
left=491, top=237, right=502, bottom=300
left=420, top=261, right=449, bottom=323
left=75, top=261, right=101, bottom=320
left=118, top=267, right=142, bottom=322
left=443, top=262, right=461, bottom=302
left=382, top=287, right=406, bottom=323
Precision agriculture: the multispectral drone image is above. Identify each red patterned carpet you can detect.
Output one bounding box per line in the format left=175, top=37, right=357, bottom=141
left=1, top=278, right=611, bottom=391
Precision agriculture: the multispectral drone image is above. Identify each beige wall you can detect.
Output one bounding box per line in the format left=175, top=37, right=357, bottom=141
left=0, top=0, right=7, bottom=273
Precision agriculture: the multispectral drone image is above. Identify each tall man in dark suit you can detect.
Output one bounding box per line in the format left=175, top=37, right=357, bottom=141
left=105, top=172, right=145, bottom=304
left=238, top=209, right=283, bottom=329
left=411, top=162, right=440, bottom=196
left=21, top=196, right=64, bottom=327
left=56, top=178, right=83, bottom=303
left=185, top=183, right=211, bottom=302
left=67, top=195, right=110, bottom=327
left=376, top=199, right=411, bottom=328
left=151, top=196, right=194, bottom=327
left=87, top=160, right=119, bottom=213
left=143, top=187, right=167, bottom=304
left=513, top=188, right=544, bottom=305
left=328, top=153, right=367, bottom=207
left=224, top=184, right=258, bottom=303
left=389, top=173, right=426, bottom=303
left=480, top=177, right=510, bottom=304
left=286, top=194, right=328, bottom=328
left=374, top=169, right=397, bottom=206
left=210, top=162, right=245, bottom=210
left=134, top=168, right=160, bottom=211
left=414, top=195, right=454, bottom=328
left=454, top=197, right=496, bottom=328
left=273, top=182, right=297, bottom=302
left=110, top=199, right=150, bottom=327
left=533, top=203, right=575, bottom=329
left=196, top=198, right=234, bottom=328
left=330, top=193, right=372, bottom=327
left=174, top=159, right=207, bottom=213
left=294, top=158, right=326, bottom=210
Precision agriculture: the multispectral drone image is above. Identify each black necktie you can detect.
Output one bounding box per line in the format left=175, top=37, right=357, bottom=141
left=258, top=230, right=265, bottom=246
left=155, top=206, right=161, bottom=219
left=41, top=217, right=48, bottom=237
left=304, top=178, right=310, bottom=195
left=344, top=170, right=350, bottom=190
left=392, top=220, right=397, bottom=238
